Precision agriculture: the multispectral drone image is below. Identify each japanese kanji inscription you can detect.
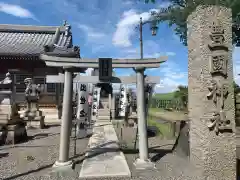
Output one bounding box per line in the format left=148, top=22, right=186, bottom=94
left=80, top=84, right=87, bottom=91
left=208, top=21, right=228, bottom=51
left=207, top=20, right=232, bottom=134
left=209, top=54, right=227, bottom=76
left=207, top=80, right=231, bottom=134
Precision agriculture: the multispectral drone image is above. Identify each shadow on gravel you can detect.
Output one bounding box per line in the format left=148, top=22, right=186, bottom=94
left=147, top=126, right=159, bottom=137
left=44, top=124, right=61, bottom=129
left=29, top=132, right=60, bottom=140
left=2, top=152, right=86, bottom=180
left=2, top=163, right=54, bottom=180
left=0, top=152, right=9, bottom=158
left=121, top=148, right=172, bottom=162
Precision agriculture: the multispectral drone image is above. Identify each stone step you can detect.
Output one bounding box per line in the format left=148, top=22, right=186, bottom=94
left=98, top=116, right=110, bottom=120
left=98, top=112, right=110, bottom=116
left=79, top=121, right=131, bottom=178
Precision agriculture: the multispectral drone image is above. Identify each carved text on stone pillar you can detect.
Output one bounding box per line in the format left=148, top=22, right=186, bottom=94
left=207, top=20, right=232, bottom=134
left=208, top=21, right=228, bottom=51
left=207, top=80, right=231, bottom=133
left=80, top=96, right=86, bottom=104
left=80, top=84, right=87, bottom=91
left=209, top=54, right=228, bottom=76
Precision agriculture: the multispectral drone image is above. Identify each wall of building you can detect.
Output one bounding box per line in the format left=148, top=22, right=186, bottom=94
left=0, top=73, right=64, bottom=105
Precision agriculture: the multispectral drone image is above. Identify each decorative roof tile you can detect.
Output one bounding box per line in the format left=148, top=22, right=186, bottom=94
left=0, top=24, right=73, bottom=57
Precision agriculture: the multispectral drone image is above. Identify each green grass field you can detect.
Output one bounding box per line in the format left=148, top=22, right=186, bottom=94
left=152, top=92, right=175, bottom=100
left=147, top=118, right=172, bottom=137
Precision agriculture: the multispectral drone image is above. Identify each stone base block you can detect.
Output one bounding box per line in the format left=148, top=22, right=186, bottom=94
left=133, top=158, right=156, bottom=170
left=76, top=129, right=87, bottom=139
left=23, top=115, right=45, bottom=129
left=52, top=160, right=73, bottom=171
left=0, top=127, right=7, bottom=145
left=5, top=124, right=28, bottom=145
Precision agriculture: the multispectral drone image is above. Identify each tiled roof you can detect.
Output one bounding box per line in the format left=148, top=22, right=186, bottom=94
left=0, top=24, right=73, bottom=57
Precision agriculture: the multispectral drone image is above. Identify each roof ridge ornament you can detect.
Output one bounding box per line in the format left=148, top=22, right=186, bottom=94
left=63, top=20, right=71, bottom=37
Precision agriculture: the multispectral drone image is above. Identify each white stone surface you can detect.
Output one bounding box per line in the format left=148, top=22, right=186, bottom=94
left=79, top=121, right=131, bottom=178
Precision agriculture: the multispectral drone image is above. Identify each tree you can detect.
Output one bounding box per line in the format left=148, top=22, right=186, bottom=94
left=145, top=0, right=240, bottom=46
left=174, top=85, right=188, bottom=110
left=233, top=81, right=240, bottom=95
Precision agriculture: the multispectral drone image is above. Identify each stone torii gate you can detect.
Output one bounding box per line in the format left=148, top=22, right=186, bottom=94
left=40, top=53, right=167, bottom=170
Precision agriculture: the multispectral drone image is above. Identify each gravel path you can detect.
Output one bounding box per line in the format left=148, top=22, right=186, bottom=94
left=0, top=123, right=202, bottom=180
left=0, top=125, right=89, bottom=180
left=114, top=125, right=202, bottom=180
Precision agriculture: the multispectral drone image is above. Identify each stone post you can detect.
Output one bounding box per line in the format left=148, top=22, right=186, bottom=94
left=111, top=94, right=116, bottom=119
left=55, top=83, right=61, bottom=120
left=187, top=5, right=236, bottom=179
left=134, top=68, right=154, bottom=169
left=119, top=84, right=127, bottom=117
left=53, top=68, right=73, bottom=169
left=76, top=83, right=88, bottom=138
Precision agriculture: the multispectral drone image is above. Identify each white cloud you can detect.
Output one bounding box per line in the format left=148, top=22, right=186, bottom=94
left=122, top=0, right=134, bottom=6
left=233, top=47, right=240, bottom=85
left=80, top=68, right=94, bottom=76
left=166, top=52, right=176, bottom=56
left=112, top=9, right=158, bottom=47
left=0, top=2, right=36, bottom=20
left=152, top=61, right=187, bottom=93
left=120, top=40, right=174, bottom=60
left=154, top=77, right=180, bottom=93
left=78, top=24, right=106, bottom=41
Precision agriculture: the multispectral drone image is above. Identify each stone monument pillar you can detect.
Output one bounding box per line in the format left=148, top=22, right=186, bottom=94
left=111, top=94, right=116, bottom=119
left=22, top=78, right=45, bottom=129
left=187, top=5, right=236, bottom=179
left=91, top=87, right=100, bottom=121
left=76, top=83, right=89, bottom=138
left=119, top=84, right=127, bottom=117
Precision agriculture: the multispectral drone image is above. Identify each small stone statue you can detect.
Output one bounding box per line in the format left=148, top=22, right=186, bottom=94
left=22, top=78, right=45, bottom=129
left=24, top=78, right=41, bottom=102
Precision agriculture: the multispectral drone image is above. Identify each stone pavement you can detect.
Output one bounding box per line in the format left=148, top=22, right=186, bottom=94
left=79, top=120, right=131, bottom=179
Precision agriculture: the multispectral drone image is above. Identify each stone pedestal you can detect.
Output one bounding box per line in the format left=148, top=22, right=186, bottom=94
left=5, top=123, right=27, bottom=144
left=187, top=5, right=236, bottom=179
left=22, top=102, right=45, bottom=129
left=76, top=119, right=88, bottom=139
left=0, top=96, right=27, bottom=145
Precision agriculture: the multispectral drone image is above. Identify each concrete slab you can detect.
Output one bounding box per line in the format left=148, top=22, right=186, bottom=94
left=79, top=120, right=131, bottom=178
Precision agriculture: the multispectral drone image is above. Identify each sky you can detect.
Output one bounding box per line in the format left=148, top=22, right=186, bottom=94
left=0, top=0, right=240, bottom=93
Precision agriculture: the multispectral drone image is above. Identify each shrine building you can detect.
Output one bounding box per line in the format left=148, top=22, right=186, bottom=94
left=0, top=22, right=79, bottom=107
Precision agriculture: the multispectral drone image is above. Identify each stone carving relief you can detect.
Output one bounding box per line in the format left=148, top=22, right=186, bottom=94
left=209, top=54, right=228, bottom=76
left=207, top=21, right=232, bottom=134
left=207, top=80, right=231, bottom=133
left=208, top=21, right=228, bottom=52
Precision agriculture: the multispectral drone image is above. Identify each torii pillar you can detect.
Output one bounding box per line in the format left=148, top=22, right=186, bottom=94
left=53, top=67, right=74, bottom=169
left=134, top=67, right=155, bottom=169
